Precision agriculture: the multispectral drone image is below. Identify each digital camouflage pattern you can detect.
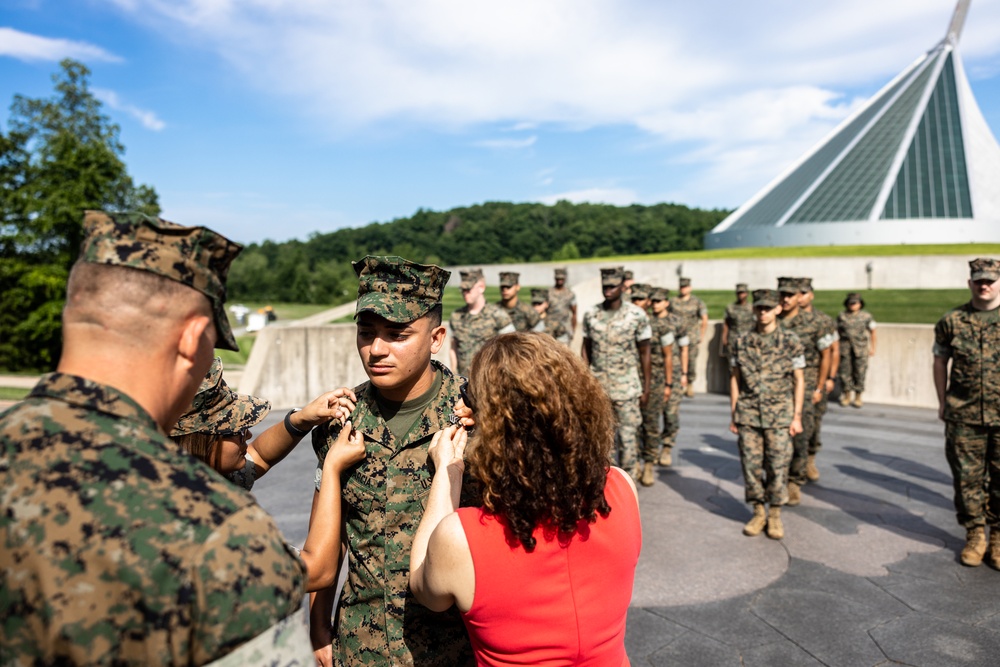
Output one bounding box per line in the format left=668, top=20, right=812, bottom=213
left=630, top=283, right=651, bottom=300
left=779, top=308, right=835, bottom=485
left=311, top=361, right=475, bottom=667
left=449, top=303, right=514, bottom=374
left=205, top=609, right=312, bottom=667
left=354, top=256, right=450, bottom=324
left=583, top=302, right=651, bottom=471
left=498, top=299, right=543, bottom=333
left=838, top=309, right=876, bottom=393
left=724, top=300, right=755, bottom=356
left=0, top=373, right=306, bottom=666
left=669, top=293, right=708, bottom=382
left=662, top=312, right=690, bottom=451
left=542, top=316, right=571, bottom=345
left=944, top=421, right=1000, bottom=528
left=601, top=267, right=624, bottom=286
left=730, top=328, right=805, bottom=428
left=933, top=303, right=1000, bottom=426
left=969, top=257, right=1000, bottom=281
left=736, top=426, right=793, bottom=506
left=807, top=306, right=837, bottom=454
left=79, top=209, right=243, bottom=351
left=172, top=357, right=270, bottom=436
left=498, top=271, right=519, bottom=287
left=459, top=268, right=484, bottom=289
left=640, top=314, right=678, bottom=462
left=547, top=286, right=576, bottom=335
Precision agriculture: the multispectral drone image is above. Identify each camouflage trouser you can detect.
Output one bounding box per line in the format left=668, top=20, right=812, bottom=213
left=737, top=425, right=793, bottom=505
left=809, top=390, right=828, bottom=455
left=640, top=375, right=666, bottom=463
left=788, top=386, right=819, bottom=486
left=839, top=343, right=870, bottom=393
left=687, top=334, right=701, bottom=384
left=662, top=367, right=683, bottom=450
left=612, top=397, right=643, bottom=471
left=945, top=421, right=1000, bottom=529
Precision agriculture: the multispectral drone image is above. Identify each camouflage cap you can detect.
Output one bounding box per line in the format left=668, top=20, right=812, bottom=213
left=969, top=257, right=1000, bottom=281
left=530, top=288, right=549, bottom=304
left=171, top=358, right=270, bottom=436
left=736, top=283, right=749, bottom=293
left=753, top=289, right=780, bottom=308
left=798, top=277, right=814, bottom=293
left=630, top=283, right=651, bottom=300
left=679, top=277, right=691, bottom=288
left=459, top=268, right=484, bottom=290
left=353, top=256, right=450, bottom=323
left=601, top=267, right=624, bottom=287
left=844, top=292, right=864, bottom=308
left=650, top=286, right=670, bottom=301
left=777, top=276, right=800, bottom=294
left=623, top=270, right=634, bottom=281
left=79, top=210, right=243, bottom=351
left=499, top=271, right=520, bottom=287
left=554, top=267, right=568, bottom=279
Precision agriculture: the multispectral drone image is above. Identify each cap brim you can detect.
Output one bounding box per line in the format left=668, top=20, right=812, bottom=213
left=971, top=272, right=1000, bottom=282
left=213, top=300, right=240, bottom=352
left=172, top=392, right=270, bottom=436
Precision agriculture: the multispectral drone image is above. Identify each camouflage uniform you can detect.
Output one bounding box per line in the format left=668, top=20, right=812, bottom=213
left=669, top=284, right=708, bottom=385
left=838, top=305, right=876, bottom=393
left=311, top=256, right=475, bottom=666
left=451, top=270, right=514, bottom=375
left=778, top=288, right=835, bottom=488
left=499, top=301, right=543, bottom=333
left=548, top=272, right=577, bottom=336
left=661, top=312, right=690, bottom=455
left=731, top=320, right=806, bottom=506
left=806, top=304, right=838, bottom=456
left=723, top=300, right=755, bottom=358
left=934, top=266, right=1000, bottom=530
left=531, top=288, right=570, bottom=345
left=583, top=298, right=652, bottom=472
left=0, top=211, right=308, bottom=666
left=640, top=303, right=680, bottom=464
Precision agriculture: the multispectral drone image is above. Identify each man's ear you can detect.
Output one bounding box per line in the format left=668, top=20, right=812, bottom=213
left=177, top=314, right=213, bottom=366
left=429, top=324, right=447, bottom=355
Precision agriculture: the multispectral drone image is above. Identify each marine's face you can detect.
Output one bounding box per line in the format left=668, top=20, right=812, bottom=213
left=500, top=284, right=520, bottom=300
left=754, top=304, right=781, bottom=326
left=799, top=290, right=814, bottom=307
left=847, top=300, right=862, bottom=312
left=461, top=280, right=485, bottom=306
left=602, top=282, right=624, bottom=304
left=554, top=276, right=565, bottom=288
left=779, top=291, right=798, bottom=312
left=356, top=311, right=444, bottom=398
left=631, top=297, right=649, bottom=311
left=679, top=285, right=691, bottom=297
left=969, top=277, right=1000, bottom=308
left=651, top=298, right=668, bottom=315
left=214, top=429, right=249, bottom=475
left=533, top=302, right=548, bottom=314
left=736, top=290, right=748, bottom=303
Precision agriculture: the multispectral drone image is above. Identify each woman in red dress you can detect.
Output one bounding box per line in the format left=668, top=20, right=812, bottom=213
left=410, top=331, right=642, bottom=666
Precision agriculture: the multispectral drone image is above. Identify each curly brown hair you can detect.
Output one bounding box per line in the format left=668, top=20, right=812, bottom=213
left=466, top=332, right=616, bottom=551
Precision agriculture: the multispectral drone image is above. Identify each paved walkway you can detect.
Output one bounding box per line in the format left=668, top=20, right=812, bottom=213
left=249, top=393, right=1000, bottom=667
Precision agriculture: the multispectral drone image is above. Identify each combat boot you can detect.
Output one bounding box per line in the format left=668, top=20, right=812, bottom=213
left=852, top=392, right=864, bottom=408
left=630, top=462, right=643, bottom=483
left=989, top=527, right=1000, bottom=569
left=658, top=448, right=672, bottom=467
left=743, top=503, right=766, bottom=537
left=685, top=384, right=695, bottom=398
left=806, top=454, right=820, bottom=481
left=640, top=462, right=655, bottom=487
left=766, top=506, right=784, bottom=539
left=961, top=526, right=987, bottom=566
left=786, top=482, right=801, bottom=507
left=839, top=391, right=852, bottom=407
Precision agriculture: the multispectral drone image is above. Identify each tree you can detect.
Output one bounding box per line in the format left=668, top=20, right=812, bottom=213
left=0, top=59, right=159, bottom=371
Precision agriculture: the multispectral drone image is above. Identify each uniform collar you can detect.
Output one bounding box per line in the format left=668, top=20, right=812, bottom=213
left=28, top=372, right=162, bottom=433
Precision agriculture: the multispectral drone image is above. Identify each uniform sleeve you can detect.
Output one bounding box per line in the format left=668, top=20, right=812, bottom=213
left=635, top=311, right=652, bottom=343
left=728, top=336, right=740, bottom=368
left=659, top=331, right=675, bottom=348
left=933, top=315, right=953, bottom=359
left=311, top=419, right=344, bottom=490
left=868, top=314, right=877, bottom=330
left=788, top=332, right=806, bottom=370
left=494, top=308, right=516, bottom=334
left=191, top=504, right=306, bottom=665
left=582, top=311, right=592, bottom=339
left=698, top=299, right=708, bottom=318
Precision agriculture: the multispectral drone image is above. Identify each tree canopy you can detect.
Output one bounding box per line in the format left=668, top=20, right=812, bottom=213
left=0, top=59, right=159, bottom=371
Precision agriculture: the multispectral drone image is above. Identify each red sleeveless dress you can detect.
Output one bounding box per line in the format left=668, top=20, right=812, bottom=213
left=456, top=469, right=642, bottom=666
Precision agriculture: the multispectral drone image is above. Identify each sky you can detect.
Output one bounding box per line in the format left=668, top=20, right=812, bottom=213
left=2, top=0, right=1000, bottom=246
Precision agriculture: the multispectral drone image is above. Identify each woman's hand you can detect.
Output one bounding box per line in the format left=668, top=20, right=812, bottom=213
left=325, top=420, right=365, bottom=474
left=300, top=388, right=358, bottom=429
left=428, top=425, right=468, bottom=476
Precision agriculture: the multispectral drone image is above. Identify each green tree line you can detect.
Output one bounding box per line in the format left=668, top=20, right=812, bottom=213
left=228, top=201, right=729, bottom=303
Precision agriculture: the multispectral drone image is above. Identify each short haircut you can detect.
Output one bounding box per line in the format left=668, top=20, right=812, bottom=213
left=467, top=332, right=615, bottom=551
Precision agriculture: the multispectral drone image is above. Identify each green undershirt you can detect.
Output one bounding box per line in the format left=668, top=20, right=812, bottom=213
left=375, top=370, right=443, bottom=442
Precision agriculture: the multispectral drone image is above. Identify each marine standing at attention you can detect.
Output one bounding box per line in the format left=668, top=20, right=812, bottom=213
left=497, top=271, right=545, bottom=333
left=838, top=292, right=877, bottom=408
left=721, top=283, right=754, bottom=358
left=309, top=256, right=476, bottom=666
left=729, top=289, right=805, bottom=540
left=531, top=288, right=571, bottom=344
left=933, top=258, right=1000, bottom=568
left=670, top=276, right=708, bottom=397
left=582, top=267, right=652, bottom=480
left=549, top=267, right=578, bottom=338
left=0, top=211, right=308, bottom=665
left=639, top=286, right=683, bottom=485
left=449, top=267, right=515, bottom=375
left=799, top=277, right=839, bottom=483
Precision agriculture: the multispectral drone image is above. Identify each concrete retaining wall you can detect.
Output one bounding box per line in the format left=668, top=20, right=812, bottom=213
left=242, top=321, right=937, bottom=411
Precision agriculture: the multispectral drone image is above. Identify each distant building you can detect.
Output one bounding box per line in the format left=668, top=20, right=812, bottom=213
left=705, top=0, right=1000, bottom=248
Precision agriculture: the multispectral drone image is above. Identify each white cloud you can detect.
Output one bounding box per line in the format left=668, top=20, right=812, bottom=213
left=472, top=136, right=536, bottom=150
left=538, top=187, right=637, bottom=207
left=94, top=88, right=166, bottom=131
left=0, top=27, right=121, bottom=63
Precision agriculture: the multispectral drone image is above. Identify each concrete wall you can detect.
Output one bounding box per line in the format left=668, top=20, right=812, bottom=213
left=242, top=321, right=937, bottom=411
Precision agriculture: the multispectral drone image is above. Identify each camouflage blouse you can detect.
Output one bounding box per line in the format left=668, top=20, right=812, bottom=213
left=312, top=361, right=476, bottom=666
left=933, top=303, right=1000, bottom=426
left=837, top=309, right=876, bottom=349
left=499, top=299, right=543, bottom=333
left=547, top=287, right=576, bottom=333
left=583, top=302, right=652, bottom=401
left=731, top=328, right=806, bottom=428
left=0, top=373, right=305, bottom=665
left=669, top=295, right=708, bottom=340
left=449, top=303, right=515, bottom=374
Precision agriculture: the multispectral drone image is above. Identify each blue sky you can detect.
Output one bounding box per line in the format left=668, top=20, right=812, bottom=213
left=2, top=0, right=1000, bottom=245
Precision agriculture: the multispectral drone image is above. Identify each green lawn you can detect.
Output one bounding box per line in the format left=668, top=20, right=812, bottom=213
left=0, top=386, right=29, bottom=401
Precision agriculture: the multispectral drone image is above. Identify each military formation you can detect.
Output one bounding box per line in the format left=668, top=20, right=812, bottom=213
left=0, top=209, right=996, bottom=666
